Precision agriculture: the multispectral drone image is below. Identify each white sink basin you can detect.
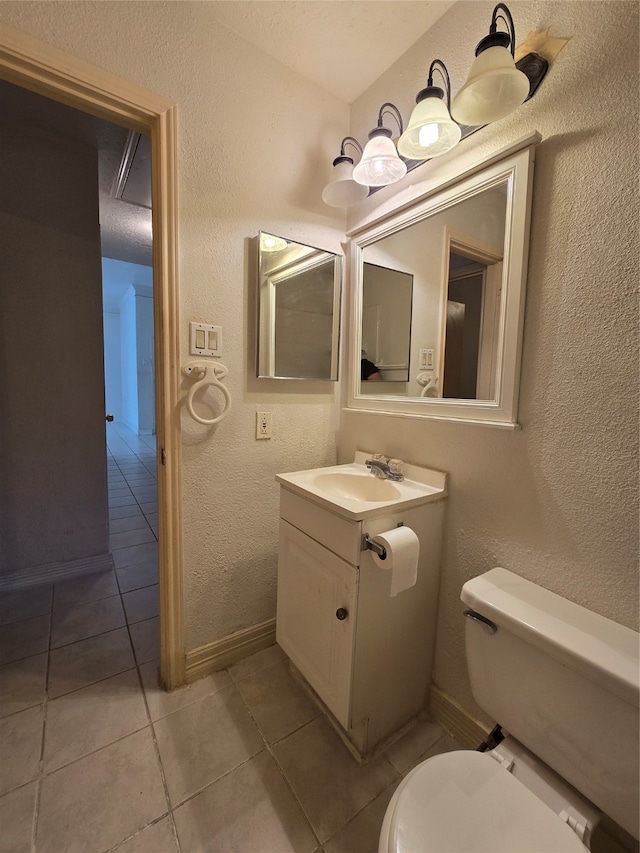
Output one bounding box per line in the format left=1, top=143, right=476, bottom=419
left=312, top=471, right=402, bottom=503
left=276, top=452, right=447, bottom=520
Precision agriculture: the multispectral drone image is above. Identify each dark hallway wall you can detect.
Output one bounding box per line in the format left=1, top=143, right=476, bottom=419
left=0, top=117, right=109, bottom=580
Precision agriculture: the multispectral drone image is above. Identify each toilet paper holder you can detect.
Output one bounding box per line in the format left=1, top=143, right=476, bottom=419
left=363, top=524, right=405, bottom=560
left=363, top=535, right=387, bottom=560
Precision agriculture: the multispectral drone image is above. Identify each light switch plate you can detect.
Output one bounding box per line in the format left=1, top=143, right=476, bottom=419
left=419, top=348, right=434, bottom=370
left=190, top=322, right=222, bottom=357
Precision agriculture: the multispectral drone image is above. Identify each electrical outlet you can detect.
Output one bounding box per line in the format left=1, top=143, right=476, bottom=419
left=256, top=411, right=272, bottom=439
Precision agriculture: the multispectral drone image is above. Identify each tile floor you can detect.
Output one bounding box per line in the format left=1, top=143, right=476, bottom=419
left=1, top=423, right=462, bottom=852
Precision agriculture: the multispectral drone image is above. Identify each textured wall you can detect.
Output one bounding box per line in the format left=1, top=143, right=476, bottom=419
left=3, top=2, right=637, bottom=706
left=0, top=1, right=348, bottom=649
left=342, top=1, right=639, bottom=721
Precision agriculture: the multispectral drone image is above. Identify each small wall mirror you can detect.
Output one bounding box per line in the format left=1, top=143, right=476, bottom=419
left=348, top=141, right=537, bottom=426
left=257, top=232, right=342, bottom=380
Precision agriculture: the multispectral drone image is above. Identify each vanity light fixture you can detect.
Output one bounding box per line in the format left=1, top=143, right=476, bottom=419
left=321, top=137, right=370, bottom=208
left=451, top=3, right=530, bottom=126
left=352, top=103, right=407, bottom=188
left=398, top=59, right=461, bottom=160
left=321, top=3, right=552, bottom=207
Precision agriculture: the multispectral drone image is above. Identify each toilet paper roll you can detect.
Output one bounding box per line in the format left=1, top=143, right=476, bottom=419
left=370, top=526, right=420, bottom=597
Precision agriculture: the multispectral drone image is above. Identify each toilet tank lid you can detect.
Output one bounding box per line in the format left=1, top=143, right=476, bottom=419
left=461, top=568, right=639, bottom=707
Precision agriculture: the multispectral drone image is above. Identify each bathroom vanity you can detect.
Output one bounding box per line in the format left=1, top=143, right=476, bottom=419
left=276, top=452, right=447, bottom=759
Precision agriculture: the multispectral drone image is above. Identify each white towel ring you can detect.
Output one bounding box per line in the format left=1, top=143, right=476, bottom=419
left=416, top=372, right=439, bottom=398
left=182, top=360, right=231, bottom=425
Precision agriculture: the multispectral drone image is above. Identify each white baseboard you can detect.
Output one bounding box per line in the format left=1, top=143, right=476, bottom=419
left=0, top=553, right=114, bottom=592
left=185, top=617, right=277, bottom=683
left=428, top=684, right=491, bottom=749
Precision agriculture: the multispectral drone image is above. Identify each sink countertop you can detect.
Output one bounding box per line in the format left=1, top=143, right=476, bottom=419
left=276, top=451, right=448, bottom=521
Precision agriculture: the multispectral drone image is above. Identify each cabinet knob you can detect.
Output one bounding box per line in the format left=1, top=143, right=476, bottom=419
left=335, top=608, right=348, bottom=621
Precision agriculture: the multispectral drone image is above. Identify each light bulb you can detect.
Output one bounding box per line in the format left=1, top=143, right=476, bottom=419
left=418, top=123, right=439, bottom=147
left=397, top=91, right=461, bottom=161
left=352, top=130, right=407, bottom=187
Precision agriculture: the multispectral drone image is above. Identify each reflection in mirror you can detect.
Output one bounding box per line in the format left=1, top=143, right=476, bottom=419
left=443, top=240, right=503, bottom=400
left=257, top=232, right=341, bottom=380
left=361, top=262, right=413, bottom=390
left=348, top=140, right=537, bottom=426
left=359, top=183, right=506, bottom=400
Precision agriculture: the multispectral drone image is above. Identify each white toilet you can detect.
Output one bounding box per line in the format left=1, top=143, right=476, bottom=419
left=379, top=567, right=639, bottom=852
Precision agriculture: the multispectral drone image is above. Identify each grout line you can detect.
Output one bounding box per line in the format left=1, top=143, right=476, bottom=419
left=320, top=774, right=400, bottom=851
left=48, top=609, right=127, bottom=653
left=103, top=813, right=173, bottom=853
left=45, top=639, right=135, bottom=702
left=0, top=608, right=53, bottom=630
left=265, top=731, right=322, bottom=849
left=106, top=436, right=159, bottom=545
left=114, top=506, right=179, bottom=851
left=31, top=586, right=55, bottom=853
left=107, top=448, right=158, bottom=541
left=140, top=668, right=232, bottom=727
left=165, top=748, right=261, bottom=812
left=132, top=646, right=179, bottom=849
left=36, top=713, right=151, bottom=780
left=233, top=677, right=323, bottom=850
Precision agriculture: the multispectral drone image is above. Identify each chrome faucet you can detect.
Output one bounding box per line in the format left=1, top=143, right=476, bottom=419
left=365, top=455, right=404, bottom=481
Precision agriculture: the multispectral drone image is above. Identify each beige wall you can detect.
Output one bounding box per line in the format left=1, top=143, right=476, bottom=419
left=1, top=1, right=637, bottom=719
left=342, top=0, right=639, bottom=721
left=0, top=1, right=348, bottom=649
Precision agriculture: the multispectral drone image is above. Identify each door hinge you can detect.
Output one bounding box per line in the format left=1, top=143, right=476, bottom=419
left=161, top=447, right=166, bottom=465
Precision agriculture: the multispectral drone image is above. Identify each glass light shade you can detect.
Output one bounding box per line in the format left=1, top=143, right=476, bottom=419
left=352, top=132, right=407, bottom=187
left=322, top=158, right=369, bottom=207
left=398, top=95, right=462, bottom=160
left=451, top=45, right=530, bottom=126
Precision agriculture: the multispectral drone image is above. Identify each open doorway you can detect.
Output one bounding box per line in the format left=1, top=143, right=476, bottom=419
left=1, top=77, right=162, bottom=673
left=0, top=28, right=184, bottom=688
left=442, top=241, right=503, bottom=401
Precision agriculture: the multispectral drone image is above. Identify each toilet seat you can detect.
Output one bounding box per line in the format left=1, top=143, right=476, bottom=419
left=380, top=750, right=589, bottom=853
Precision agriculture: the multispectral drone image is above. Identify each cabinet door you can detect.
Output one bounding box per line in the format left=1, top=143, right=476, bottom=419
left=276, top=519, right=358, bottom=728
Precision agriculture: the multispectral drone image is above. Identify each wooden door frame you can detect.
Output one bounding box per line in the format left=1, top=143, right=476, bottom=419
left=0, top=25, right=185, bottom=689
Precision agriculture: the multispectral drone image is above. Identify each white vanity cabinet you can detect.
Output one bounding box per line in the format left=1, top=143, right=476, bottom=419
left=275, top=457, right=447, bottom=759
left=277, top=519, right=357, bottom=728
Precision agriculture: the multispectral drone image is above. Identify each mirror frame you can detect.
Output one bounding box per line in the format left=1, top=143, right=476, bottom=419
left=257, top=232, right=342, bottom=381
left=347, top=138, right=537, bottom=427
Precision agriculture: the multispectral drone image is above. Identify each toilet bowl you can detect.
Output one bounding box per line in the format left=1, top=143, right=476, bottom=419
left=379, top=745, right=593, bottom=852
left=379, top=568, right=640, bottom=853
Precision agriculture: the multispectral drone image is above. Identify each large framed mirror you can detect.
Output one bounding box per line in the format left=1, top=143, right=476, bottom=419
left=347, top=139, right=537, bottom=426
left=257, top=232, right=342, bottom=380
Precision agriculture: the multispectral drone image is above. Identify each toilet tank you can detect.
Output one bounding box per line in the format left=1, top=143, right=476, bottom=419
left=461, top=568, right=639, bottom=840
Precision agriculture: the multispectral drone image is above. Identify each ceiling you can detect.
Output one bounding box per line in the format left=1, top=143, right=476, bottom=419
left=206, top=1, right=455, bottom=104
left=1, top=2, right=455, bottom=294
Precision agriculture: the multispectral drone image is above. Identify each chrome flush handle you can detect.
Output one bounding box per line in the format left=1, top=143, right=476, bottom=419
left=463, top=609, right=498, bottom=635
